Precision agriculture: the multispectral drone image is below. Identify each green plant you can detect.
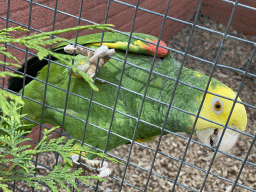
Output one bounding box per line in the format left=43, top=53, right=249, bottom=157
left=0, top=24, right=119, bottom=191
left=0, top=102, right=121, bottom=191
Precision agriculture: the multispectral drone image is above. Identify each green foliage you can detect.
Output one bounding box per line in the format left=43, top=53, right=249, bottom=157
left=0, top=102, right=108, bottom=191
left=0, top=24, right=119, bottom=191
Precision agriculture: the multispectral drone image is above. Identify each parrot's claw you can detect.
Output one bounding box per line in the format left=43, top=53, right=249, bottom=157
left=70, top=154, right=81, bottom=165
left=70, top=154, right=111, bottom=178
left=96, top=161, right=112, bottom=178
left=85, top=45, right=115, bottom=77
left=64, top=44, right=115, bottom=60
left=89, top=45, right=115, bottom=63
left=64, top=44, right=115, bottom=78
left=64, top=44, right=76, bottom=54
left=64, top=44, right=90, bottom=56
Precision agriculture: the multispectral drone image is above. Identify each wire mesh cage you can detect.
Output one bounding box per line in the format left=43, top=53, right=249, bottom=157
left=1, top=0, right=256, bottom=191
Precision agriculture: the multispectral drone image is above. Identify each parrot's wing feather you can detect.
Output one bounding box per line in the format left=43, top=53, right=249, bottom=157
left=8, top=48, right=66, bottom=92
left=8, top=32, right=168, bottom=93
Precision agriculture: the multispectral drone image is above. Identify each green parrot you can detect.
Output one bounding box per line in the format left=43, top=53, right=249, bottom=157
left=8, top=32, right=247, bottom=176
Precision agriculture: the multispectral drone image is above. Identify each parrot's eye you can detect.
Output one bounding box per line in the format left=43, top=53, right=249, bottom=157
left=211, top=98, right=223, bottom=115
left=214, top=102, right=221, bottom=111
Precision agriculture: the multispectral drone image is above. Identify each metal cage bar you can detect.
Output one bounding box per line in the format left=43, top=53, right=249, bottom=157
left=1, top=0, right=255, bottom=191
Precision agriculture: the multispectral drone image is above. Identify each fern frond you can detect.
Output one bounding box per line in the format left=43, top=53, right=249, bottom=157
left=0, top=48, right=19, bottom=63
left=0, top=60, right=21, bottom=68
left=0, top=26, right=28, bottom=34
left=0, top=184, right=11, bottom=192
left=33, top=164, right=103, bottom=192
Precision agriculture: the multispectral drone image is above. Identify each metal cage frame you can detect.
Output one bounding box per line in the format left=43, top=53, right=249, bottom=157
left=1, top=0, right=256, bottom=191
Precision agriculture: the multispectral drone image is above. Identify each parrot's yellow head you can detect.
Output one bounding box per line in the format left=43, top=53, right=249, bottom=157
left=194, top=84, right=247, bottom=157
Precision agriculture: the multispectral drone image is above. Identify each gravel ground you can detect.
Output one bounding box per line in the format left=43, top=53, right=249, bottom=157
left=9, top=11, right=256, bottom=192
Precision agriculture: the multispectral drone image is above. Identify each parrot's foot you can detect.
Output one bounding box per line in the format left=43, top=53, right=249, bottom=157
left=70, top=154, right=111, bottom=178
left=64, top=44, right=90, bottom=55
left=64, top=45, right=115, bottom=78
left=88, top=45, right=115, bottom=63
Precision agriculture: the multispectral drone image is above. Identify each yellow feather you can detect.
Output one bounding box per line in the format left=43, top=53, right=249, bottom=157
left=135, top=136, right=156, bottom=143
left=193, top=84, right=247, bottom=132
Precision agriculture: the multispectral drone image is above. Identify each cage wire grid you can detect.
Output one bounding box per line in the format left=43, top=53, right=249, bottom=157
left=1, top=0, right=256, bottom=191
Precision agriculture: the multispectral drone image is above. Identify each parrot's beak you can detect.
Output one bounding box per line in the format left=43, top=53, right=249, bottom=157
left=196, top=128, right=239, bottom=159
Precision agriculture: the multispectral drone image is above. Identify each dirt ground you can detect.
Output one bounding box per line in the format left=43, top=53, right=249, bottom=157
left=8, top=11, right=256, bottom=192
